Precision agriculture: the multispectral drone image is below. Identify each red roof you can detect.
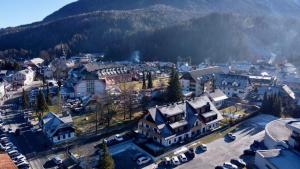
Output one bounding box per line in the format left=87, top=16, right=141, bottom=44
left=0, top=152, right=17, bottom=169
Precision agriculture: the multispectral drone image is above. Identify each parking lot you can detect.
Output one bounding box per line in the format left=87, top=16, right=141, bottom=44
left=111, top=141, right=154, bottom=169
left=175, top=114, right=277, bottom=169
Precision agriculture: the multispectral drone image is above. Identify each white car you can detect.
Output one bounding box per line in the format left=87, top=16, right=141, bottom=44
left=114, top=134, right=124, bottom=142
left=171, top=156, right=180, bottom=165
left=223, top=162, right=238, bottom=169
left=52, top=156, right=63, bottom=165
left=178, top=153, right=188, bottom=162
left=136, top=156, right=151, bottom=165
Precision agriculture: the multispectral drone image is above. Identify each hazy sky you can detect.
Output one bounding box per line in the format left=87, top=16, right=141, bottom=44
left=0, top=0, right=77, bottom=28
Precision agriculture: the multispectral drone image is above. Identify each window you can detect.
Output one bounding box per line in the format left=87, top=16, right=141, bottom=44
left=168, top=140, right=171, bottom=145
left=86, top=80, right=95, bottom=94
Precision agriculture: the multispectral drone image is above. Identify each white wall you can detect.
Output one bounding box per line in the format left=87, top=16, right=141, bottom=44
left=52, top=132, right=75, bottom=144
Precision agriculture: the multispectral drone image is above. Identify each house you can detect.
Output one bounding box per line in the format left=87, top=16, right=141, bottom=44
left=207, top=89, right=228, bottom=109
left=41, top=112, right=75, bottom=144
left=138, top=96, right=223, bottom=147
left=215, top=73, right=251, bottom=99
left=254, top=118, right=300, bottom=169
left=180, top=66, right=224, bottom=96
left=13, top=68, right=35, bottom=86
left=66, top=66, right=106, bottom=98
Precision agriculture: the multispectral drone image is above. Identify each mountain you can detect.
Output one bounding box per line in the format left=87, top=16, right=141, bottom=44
left=1, top=0, right=300, bottom=63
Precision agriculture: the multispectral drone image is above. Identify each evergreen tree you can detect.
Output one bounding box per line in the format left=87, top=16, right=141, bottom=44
left=142, top=71, right=147, bottom=90
left=99, top=143, right=115, bottom=169
left=57, top=90, right=62, bottom=114
left=46, top=84, right=52, bottom=105
left=57, top=80, right=62, bottom=90
left=166, top=67, right=182, bottom=103
left=147, top=72, right=153, bottom=89
left=36, top=90, right=48, bottom=112
left=22, top=89, right=30, bottom=109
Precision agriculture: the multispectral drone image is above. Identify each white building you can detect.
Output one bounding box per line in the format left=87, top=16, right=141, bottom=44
left=138, top=96, right=223, bottom=147
left=255, top=118, right=300, bottom=169
left=67, top=68, right=106, bottom=98
left=41, top=112, right=76, bottom=144
left=215, top=73, right=251, bottom=99
left=180, top=66, right=223, bottom=96
left=13, top=68, right=35, bottom=86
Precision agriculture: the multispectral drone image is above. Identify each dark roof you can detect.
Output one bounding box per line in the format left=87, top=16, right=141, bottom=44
left=181, top=66, right=223, bottom=81
left=146, top=96, right=223, bottom=138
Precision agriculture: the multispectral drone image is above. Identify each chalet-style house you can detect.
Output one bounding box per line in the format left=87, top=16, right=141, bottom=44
left=180, top=66, right=224, bottom=96
left=138, top=96, right=223, bottom=147
left=41, top=112, right=75, bottom=144
left=65, top=66, right=106, bottom=98
left=215, top=73, right=251, bottom=99
left=13, top=68, right=35, bottom=86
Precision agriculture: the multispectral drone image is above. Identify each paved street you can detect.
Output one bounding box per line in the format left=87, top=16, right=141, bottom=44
left=176, top=115, right=277, bottom=169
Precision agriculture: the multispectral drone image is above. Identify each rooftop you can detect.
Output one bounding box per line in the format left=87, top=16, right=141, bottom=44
left=0, top=152, right=17, bottom=169
left=257, top=149, right=300, bottom=169
left=265, top=118, right=292, bottom=143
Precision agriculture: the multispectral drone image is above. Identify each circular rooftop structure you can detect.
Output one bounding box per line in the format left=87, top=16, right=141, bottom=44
left=264, top=118, right=293, bottom=149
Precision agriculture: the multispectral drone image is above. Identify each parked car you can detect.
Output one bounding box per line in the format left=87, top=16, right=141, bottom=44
left=223, top=162, right=238, bottom=169
left=7, top=128, right=13, bottom=134
left=163, top=157, right=171, bottom=166
left=171, top=156, right=180, bottom=165
left=226, top=133, right=236, bottom=141
left=114, top=134, right=124, bottom=142
left=185, top=148, right=195, bottom=159
left=136, top=156, right=151, bottom=165
left=178, top=153, right=188, bottom=162
left=231, top=159, right=246, bottom=168
left=196, top=144, right=207, bottom=152
left=243, top=149, right=255, bottom=156
left=52, top=156, right=63, bottom=165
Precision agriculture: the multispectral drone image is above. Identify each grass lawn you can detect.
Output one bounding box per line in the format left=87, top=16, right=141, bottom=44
left=73, top=111, right=144, bottom=135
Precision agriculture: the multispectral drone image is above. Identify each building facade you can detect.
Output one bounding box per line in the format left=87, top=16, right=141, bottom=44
left=41, top=112, right=76, bottom=144
left=215, top=73, right=251, bottom=99
left=13, top=68, right=35, bottom=86
left=138, top=96, right=223, bottom=147
left=180, top=66, right=223, bottom=96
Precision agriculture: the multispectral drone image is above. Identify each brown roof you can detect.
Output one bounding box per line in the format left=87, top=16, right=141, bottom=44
left=0, top=152, right=17, bottom=169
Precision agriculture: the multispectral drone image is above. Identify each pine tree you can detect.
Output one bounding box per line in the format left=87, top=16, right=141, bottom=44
left=142, top=71, right=147, bottom=90
left=147, top=72, right=153, bottom=89
left=57, top=90, right=62, bottom=114
left=99, top=143, right=115, bottom=169
left=166, top=67, right=182, bottom=103
left=46, top=84, right=52, bottom=105
left=22, top=89, right=30, bottom=109
left=36, top=90, right=48, bottom=112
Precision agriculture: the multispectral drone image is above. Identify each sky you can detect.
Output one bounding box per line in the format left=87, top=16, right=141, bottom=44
left=0, top=0, right=77, bottom=28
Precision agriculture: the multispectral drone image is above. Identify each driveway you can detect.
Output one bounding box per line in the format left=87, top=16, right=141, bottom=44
left=176, top=114, right=277, bottom=169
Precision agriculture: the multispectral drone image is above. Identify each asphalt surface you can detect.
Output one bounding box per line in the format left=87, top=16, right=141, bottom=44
left=176, top=114, right=277, bottom=169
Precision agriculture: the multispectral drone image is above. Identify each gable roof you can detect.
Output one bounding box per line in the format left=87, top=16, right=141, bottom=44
left=146, top=96, right=223, bottom=138
left=42, top=112, right=74, bottom=138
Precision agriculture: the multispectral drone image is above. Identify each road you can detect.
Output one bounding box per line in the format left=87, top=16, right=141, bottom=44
left=176, top=114, right=277, bottom=169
